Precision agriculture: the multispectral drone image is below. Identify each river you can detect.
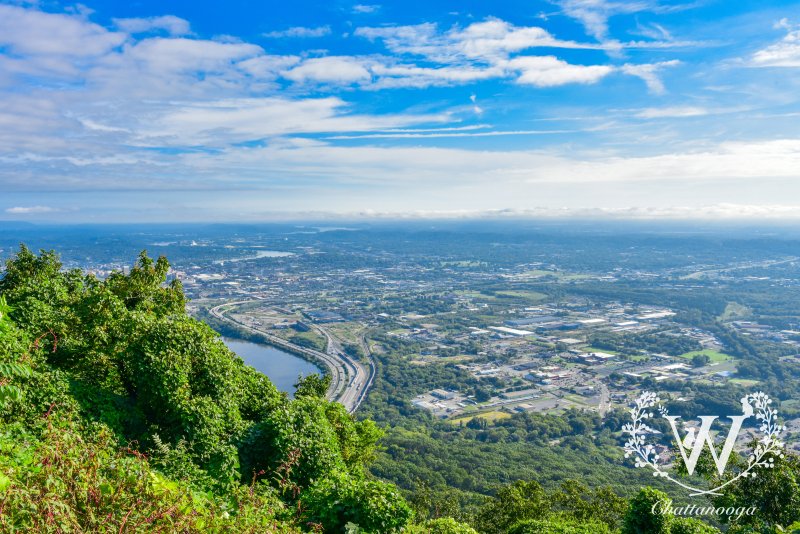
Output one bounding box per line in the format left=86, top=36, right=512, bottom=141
left=222, top=337, right=322, bottom=396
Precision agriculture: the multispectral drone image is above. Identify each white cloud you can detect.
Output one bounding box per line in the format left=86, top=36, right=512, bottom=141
left=279, top=52, right=617, bottom=90
left=356, top=19, right=601, bottom=62
left=283, top=56, right=373, bottom=84
left=621, top=59, right=680, bottom=94
left=0, top=4, right=125, bottom=57
left=5, top=205, right=58, bottom=214
left=0, top=5, right=666, bottom=96
left=554, top=0, right=660, bottom=41
left=751, top=24, right=800, bottom=67
left=353, top=4, right=380, bottom=13
left=355, top=23, right=437, bottom=55
left=633, top=21, right=672, bottom=41
left=113, top=15, right=191, bottom=36
left=262, top=26, right=331, bottom=38
left=137, top=97, right=450, bottom=145
left=508, top=56, right=613, bottom=86
left=249, top=205, right=800, bottom=220
left=368, top=62, right=506, bottom=88
left=352, top=19, right=677, bottom=89
left=167, top=137, right=800, bottom=195
left=78, top=118, right=131, bottom=132
left=634, top=106, right=708, bottom=118
left=326, top=129, right=573, bottom=139
left=124, top=38, right=263, bottom=74
left=237, top=55, right=301, bottom=78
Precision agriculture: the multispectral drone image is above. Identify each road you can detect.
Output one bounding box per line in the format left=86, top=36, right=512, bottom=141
left=598, top=383, right=611, bottom=416
left=208, top=301, right=373, bottom=413
left=354, top=333, right=377, bottom=412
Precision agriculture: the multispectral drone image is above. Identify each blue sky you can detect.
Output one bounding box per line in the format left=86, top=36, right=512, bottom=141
left=2, top=0, right=800, bottom=222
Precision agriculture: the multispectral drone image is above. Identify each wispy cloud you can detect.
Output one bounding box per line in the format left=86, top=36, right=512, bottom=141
left=348, top=19, right=680, bottom=89
left=751, top=20, right=800, bottom=67
left=353, top=4, right=380, bottom=14
left=553, top=0, right=702, bottom=42
left=553, top=0, right=654, bottom=41
left=621, top=60, right=680, bottom=94
left=5, top=205, right=59, bottom=214
left=113, top=15, right=191, bottom=36
left=355, top=19, right=605, bottom=62
left=634, top=106, right=708, bottom=118
left=136, top=97, right=451, bottom=145
left=262, top=26, right=331, bottom=38
left=258, top=204, right=800, bottom=221
left=326, top=128, right=576, bottom=139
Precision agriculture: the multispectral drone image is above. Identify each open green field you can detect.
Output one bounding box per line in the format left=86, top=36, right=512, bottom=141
left=564, top=394, right=591, bottom=405
left=456, top=289, right=547, bottom=303
left=678, top=349, right=733, bottom=363
left=520, top=269, right=558, bottom=277
left=450, top=410, right=512, bottom=425
left=519, top=269, right=591, bottom=281
left=494, top=290, right=548, bottom=301
left=729, top=378, right=760, bottom=387
left=279, top=329, right=327, bottom=351
left=324, top=321, right=366, bottom=344
left=440, top=260, right=486, bottom=267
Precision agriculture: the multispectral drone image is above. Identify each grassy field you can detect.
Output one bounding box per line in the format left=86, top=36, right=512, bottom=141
left=325, top=321, right=366, bottom=345
left=729, top=378, right=760, bottom=387
left=450, top=410, right=512, bottom=424
left=285, top=329, right=327, bottom=351
left=519, top=269, right=591, bottom=281
left=520, top=269, right=558, bottom=277
left=494, top=290, right=548, bottom=301
left=678, top=349, right=733, bottom=363
left=440, top=260, right=486, bottom=267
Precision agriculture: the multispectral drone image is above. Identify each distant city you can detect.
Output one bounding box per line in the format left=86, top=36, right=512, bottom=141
left=5, top=221, right=800, bottom=466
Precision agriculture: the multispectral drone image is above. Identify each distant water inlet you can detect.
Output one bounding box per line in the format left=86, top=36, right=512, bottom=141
left=222, top=338, right=322, bottom=396
left=213, top=250, right=294, bottom=265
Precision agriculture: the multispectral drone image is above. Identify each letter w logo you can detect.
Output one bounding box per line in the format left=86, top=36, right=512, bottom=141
left=665, top=414, right=750, bottom=476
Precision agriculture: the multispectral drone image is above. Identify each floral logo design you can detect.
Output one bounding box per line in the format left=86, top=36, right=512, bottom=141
left=623, top=391, right=785, bottom=496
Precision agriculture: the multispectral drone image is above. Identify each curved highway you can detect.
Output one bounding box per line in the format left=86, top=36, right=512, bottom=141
left=208, top=301, right=373, bottom=413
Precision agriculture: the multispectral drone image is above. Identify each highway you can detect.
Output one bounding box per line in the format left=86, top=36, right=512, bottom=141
left=208, top=301, right=373, bottom=413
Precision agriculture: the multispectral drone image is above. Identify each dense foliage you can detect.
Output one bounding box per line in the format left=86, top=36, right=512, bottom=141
left=0, top=246, right=416, bottom=532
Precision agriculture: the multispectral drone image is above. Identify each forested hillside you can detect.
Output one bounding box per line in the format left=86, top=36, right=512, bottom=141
left=1, top=246, right=799, bottom=533
left=0, top=246, right=416, bottom=532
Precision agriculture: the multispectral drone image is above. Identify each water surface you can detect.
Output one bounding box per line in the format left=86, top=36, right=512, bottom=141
left=223, top=337, right=321, bottom=396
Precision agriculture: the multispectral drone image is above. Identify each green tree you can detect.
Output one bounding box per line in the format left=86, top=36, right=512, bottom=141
left=708, top=448, right=800, bottom=531
left=475, top=480, right=550, bottom=534
left=408, top=517, right=479, bottom=533
left=622, top=488, right=672, bottom=534
left=294, top=373, right=332, bottom=398
left=0, top=246, right=417, bottom=533
left=508, top=518, right=611, bottom=534
left=300, top=469, right=414, bottom=532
